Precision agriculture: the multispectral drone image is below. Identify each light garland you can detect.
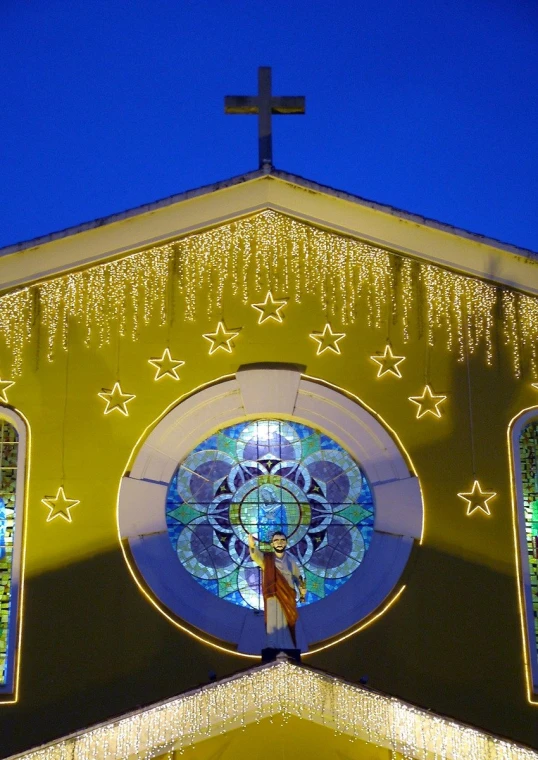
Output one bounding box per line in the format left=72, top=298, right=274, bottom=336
left=370, top=345, right=406, bottom=378
left=309, top=323, right=346, bottom=355
left=203, top=322, right=241, bottom=354
left=0, top=210, right=535, bottom=376
left=10, top=660, right=538, bottom=760
left=251, top=291, right=288, bottom=324
left=458, top=480, right=496, bottom=517
left=409, top=385, right=447, bottom=419
left=0, top=378, right=15, bottom=403
left=148, top=349, right=184, bottom=381
left=98, top=383, right=136, bottom=416
left=41, top=487, right=80, bottom=523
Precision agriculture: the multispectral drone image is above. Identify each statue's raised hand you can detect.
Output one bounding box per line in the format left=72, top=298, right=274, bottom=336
left=247, top=533, right=256, bottom=549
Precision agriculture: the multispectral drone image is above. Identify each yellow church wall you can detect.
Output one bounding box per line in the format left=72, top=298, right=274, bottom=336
left=159, top=715, right=395, bottom=760
left=0, top=201, right=538, bottom=755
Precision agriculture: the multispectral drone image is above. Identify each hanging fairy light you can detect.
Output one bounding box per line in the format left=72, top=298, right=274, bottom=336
left=0, top=210, right=535, bottom=377
left=11, top=661, right=538, bottom=760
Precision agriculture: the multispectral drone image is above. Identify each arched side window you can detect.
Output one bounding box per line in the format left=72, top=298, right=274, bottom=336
left=0, top=409, right=26, bottom=702
left=511, top=412, right=538, bottom=698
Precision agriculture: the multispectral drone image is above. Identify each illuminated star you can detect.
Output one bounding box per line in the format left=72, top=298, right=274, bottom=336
left=370, top=345, right=406, bottom=378
left=309, top=324, right=346, bottom=355
left=409, top=385, right=447, bottom=418
left=203, top=322, right=241, bottom=354
left=0, top=378, right=15, bottom=403
left=457, top=480, right=496, bottom=517
left=98, top=382, right=136, bottom=416
left=251, top=291, right=288, bottom=324
left=42, top=487, right=80, bottom=523
left=148, top=348, right=185, bottom=381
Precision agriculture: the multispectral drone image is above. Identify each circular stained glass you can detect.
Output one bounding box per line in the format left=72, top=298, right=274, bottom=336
left=166, top=419, right=374, bottom=611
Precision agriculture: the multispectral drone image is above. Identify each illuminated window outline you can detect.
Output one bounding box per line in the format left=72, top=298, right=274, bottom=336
left=118, top=366, right=423, bottom=656
left=0, top=407, right=27, bottom=703
left=510, top=408, right=538, bottom=700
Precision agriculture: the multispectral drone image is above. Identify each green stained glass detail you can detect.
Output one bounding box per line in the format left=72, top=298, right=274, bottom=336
left=166, top=419, right=375, bottom=611
left=218, top=569, right=239, bottom=597
left=304, top=568, right=325, bottom=597
left=519, top=422, right=538, bottom=667
left=168, top=504, right=204, bottom=525
left=336, top=504, right=374, bottom=523
left=301, top=433, right=320, bottom=459
left=0, top=420, right=18, bottom=687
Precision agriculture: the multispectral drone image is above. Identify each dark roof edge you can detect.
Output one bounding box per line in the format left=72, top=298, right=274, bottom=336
left=273, top=169, right=538, bottom=259
left=1, top=166, right=536, bottom=259
left=0, top=168, right=267, bottom=256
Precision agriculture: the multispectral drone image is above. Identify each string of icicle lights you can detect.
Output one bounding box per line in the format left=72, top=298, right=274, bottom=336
left=0, top=210, right=536, bottom=377
left=11, top=660, right=538, bottom=760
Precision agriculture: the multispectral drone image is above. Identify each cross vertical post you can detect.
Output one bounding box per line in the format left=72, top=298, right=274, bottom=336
left=225, top=67, right=305, bottom=170
left=258, top=67, right=273, bottom=168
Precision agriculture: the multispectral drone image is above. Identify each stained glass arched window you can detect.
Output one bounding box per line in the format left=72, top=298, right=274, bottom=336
left=166, top=419, right=374, bottom=611
left=517, top=419, right=538, bottom=690
left=0, top=414, right=24, bottom=700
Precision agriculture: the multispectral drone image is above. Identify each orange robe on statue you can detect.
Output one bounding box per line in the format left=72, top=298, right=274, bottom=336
left=250, top=545, right=302, bottom=649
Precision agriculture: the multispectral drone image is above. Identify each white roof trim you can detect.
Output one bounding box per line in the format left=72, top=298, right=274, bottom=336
left=1, top=171, right=537, bottom=296
left=1, top=169, right=535, bottom=261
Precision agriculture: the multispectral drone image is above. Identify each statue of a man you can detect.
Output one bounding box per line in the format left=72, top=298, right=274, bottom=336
left=248, top=531, right=306, bottom=652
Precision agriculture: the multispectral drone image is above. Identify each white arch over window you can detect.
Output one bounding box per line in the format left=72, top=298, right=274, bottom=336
left=118, top=366, right=422, bottom=655
left=510, top=407, right=538, bottom=698
left=0, top=407, right=27, bottom=702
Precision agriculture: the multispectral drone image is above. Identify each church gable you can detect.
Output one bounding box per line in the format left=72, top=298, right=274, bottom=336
left=2, top=173, right=538, bottom=752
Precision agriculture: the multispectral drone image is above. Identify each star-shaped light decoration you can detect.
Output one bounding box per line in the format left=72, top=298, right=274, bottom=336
left=370, top=345, right=406, bottom=378
left=0, top=378, right=15, bottom=403
left=409, top=385, right=447, bottom=419
left=42, top=487, right=80, bottom=523
left=309, top=324, right=346, bottom=355
left=251, top=291, right=288, bottom=324
left=457, top=480, right=496, bottom=517
left=203, top=322, right=241, bottom=355
left=148, top=349, right=185, bottom=381
left=98, top=382, right=136, bottom=416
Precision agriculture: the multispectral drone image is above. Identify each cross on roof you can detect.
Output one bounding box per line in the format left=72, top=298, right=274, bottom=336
left=225, top=67, right=305, bottom=170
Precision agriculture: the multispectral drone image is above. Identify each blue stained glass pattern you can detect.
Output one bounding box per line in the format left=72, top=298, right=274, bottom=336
left=166, top=419, right=375, bottom=611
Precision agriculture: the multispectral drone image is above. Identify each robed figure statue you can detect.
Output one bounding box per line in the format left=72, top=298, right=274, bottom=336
left=248, top=531, right=306, bottom=657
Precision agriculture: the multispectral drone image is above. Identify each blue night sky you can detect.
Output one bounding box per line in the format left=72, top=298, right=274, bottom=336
left=2, top=0, right=537, bottom=251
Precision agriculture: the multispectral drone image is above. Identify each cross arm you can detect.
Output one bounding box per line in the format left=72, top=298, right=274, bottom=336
left=271, top=97, right=305, bottom=114
left=224, top=96, right=259, bottom=114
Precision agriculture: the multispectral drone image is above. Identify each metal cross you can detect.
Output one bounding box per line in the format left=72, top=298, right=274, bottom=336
left=225, top=67, right=305, bottom=169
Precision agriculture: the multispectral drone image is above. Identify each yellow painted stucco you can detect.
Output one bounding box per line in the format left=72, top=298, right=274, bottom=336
left=160, top=716, right=395, bottom=760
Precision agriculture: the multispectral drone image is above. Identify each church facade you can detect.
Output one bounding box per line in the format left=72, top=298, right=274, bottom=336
left=1, top=169, right=538, bottom=756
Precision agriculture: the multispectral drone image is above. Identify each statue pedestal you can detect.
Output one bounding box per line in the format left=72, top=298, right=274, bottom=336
left=261, top=647, right=301, bottom=663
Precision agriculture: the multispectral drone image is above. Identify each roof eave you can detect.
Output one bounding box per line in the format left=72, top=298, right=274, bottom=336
left=1, top=167, right=536, bottom=262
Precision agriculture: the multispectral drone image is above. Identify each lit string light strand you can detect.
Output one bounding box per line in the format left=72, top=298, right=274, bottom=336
left=9, top=661, right=538, bottom=760
left=0, top=211, right=534, bottom=376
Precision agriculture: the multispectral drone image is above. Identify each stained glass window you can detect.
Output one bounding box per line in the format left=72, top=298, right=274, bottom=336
left=166, top=419, right=374, bottom=611
left=0, top=419, right=18, bottom=688
left=519, top=421, right=538, bottom=667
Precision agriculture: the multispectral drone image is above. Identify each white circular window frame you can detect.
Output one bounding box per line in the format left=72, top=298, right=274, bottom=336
left=118, top=366, right=422, bottom=655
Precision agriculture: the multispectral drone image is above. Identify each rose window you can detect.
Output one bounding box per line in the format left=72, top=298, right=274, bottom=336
left=166, top=419, right=374, bottom=611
